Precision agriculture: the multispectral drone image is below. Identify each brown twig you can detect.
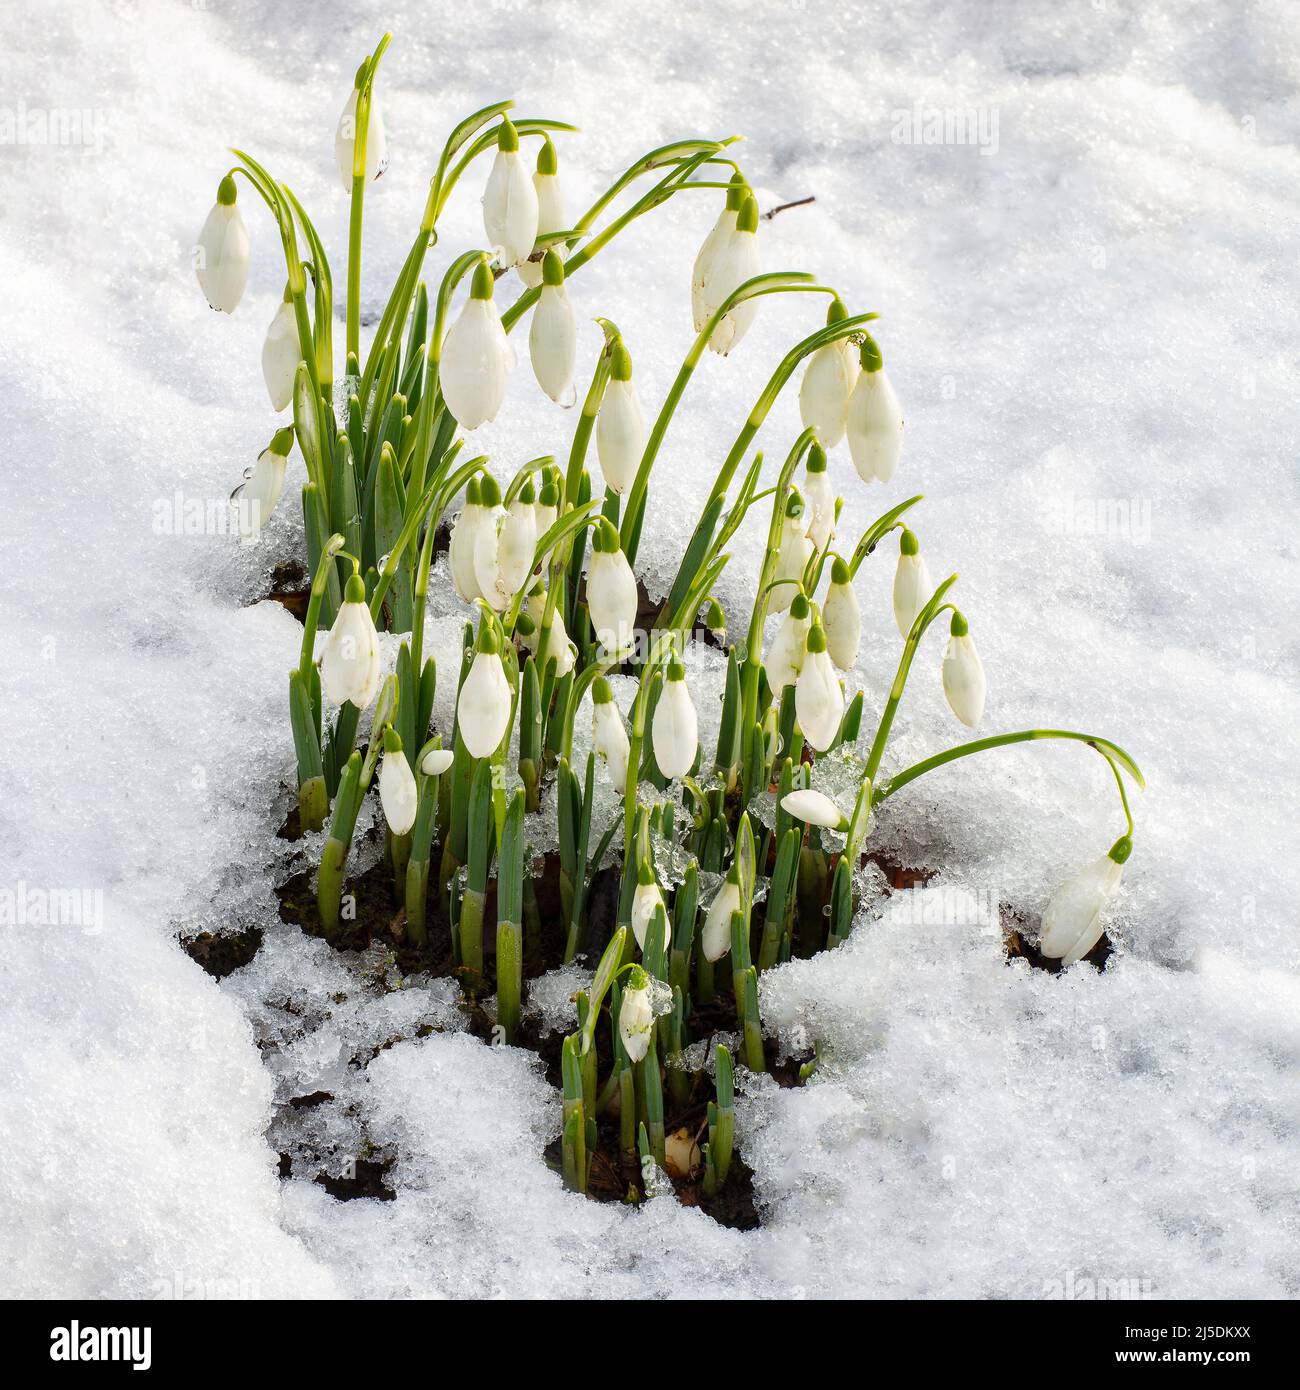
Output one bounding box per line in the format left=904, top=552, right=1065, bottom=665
left=762, top=195, right=816, bottom=220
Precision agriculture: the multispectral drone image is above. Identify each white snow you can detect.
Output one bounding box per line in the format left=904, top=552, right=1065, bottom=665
left=3, top=0, right=1298, bottom=1298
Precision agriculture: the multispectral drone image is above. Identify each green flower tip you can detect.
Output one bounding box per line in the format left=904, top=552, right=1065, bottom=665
left=465, top=476, right=481, bottom=505
left=790, top=591, right=810, bottom=620
left=784, top=490, right=804, bottom=519
left=537, top=136, right=558, bottom=176
left=826, top=297, right=848, bottom=326
left=593, top=676, right=613, bottom=704
left=470, top=259, right=496, bottom=301
left=949, top=610, right=969, bottom=638
left=383, top=727, right=403, bottom=753
left=807, top=441, right=827, bottom=474
left=344, top=572, right=367, bottom=605
left=478, top=473, right=502, bottom=507
left=705, top=597, right=725, bottom=629
left=217, top=174, right=237, bottom=206
left=900, top=527, right=920, bottom=557
left=594, top=517, right=620, bottom=553
left=1108, top=835, right=1133, bottom=865
left=497, top=116, right=520, bottom=153
left=538, top=478, right=559, bottom=506
left=353, top=58, right=370, bottom=91
left=736, top=193, right=760, bottom=235
left=725, top=174, right=748, bottom=211
left=611, top=341, right=634, bottom=382
left=541, top=249, right=565, bottom=287
left=519, top=478, right=536, bottom=504
left=831, top=556, right=850, bottom=585
left=269, top=425, right=295, bottom=457
left=666, top=657, right=686, bottom=682
left=627, top=963, right=649, bottom=990
left=859, top=332, right=883, bottom=373
left=636, top=861, right=656, bottom=887
left=806, top=623, right=828, bottom=654
left=515, top=612, right=536, bottom=637
left=478, top=619, right=502, bottom=655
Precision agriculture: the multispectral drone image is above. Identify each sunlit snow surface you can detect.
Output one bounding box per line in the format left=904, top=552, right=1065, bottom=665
left=2, top=0, right=1298, bottom=1298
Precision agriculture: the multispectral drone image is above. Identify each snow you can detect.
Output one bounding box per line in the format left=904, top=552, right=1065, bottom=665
left=3, top=0, right=1298, bottom=1297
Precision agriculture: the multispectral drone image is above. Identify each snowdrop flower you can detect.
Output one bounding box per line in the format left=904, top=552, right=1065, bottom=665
left=691, top=174, right=744, bottom=332
left=335, top=75, right=388, bottom=192
left=518, top=137, right=566, bottom=288
left=456, top=623, right=513, bottom=758
left=591, top=677, right=631, bottom=793
left=195, top=175, right=250, bottom=313
left=799, top=300, right=859, bottom=448
left=440, top=259, right=515, bottom=430
left=234, top=426, right=295, bottom=541
left=651, top=657, right=698, bottom=780
left=698, top=193, right=761, bottom=354
left=378, top=729, right=418, bottom=835
left=483, top=117, right=539, bottom=269
left=702, top=875, right=741, bottom=963
left=260, top=292, right=301, bottom=413
left=630, top=864, right=665, bottom=952
left=1039, top=837, right=1131, bottom=966
left=795, top=621, right=843, bottom=752
left=770, top=493, right=812, bottom=614
left=595, top=342, right=646, bottom=494
left=780, top=788, right=849, bottom=831
left=321, top=572, right=382, bottom=709
left=892, top=528, right=934, bottom=638
left=519, top=583, right=546, bottom=655
left=529, top=251, right=576, bottom=405
left=533, top=475, right=559, bottom=538
left=619, top=964, right=654, bottom=1062
left=539, top=602, right=577, bottom=678
left=803, top=442, right=836, bottom=555
left=846, top=334, right=904, bottom=484
left=765, top=592, right=811, bottom=693
left=475, top=476, right=535, bottom=611
left=823, top=558, right=861, bottom=670
left=420, top=748, right=454, bottom=776
left=449, top=477, right=489, bottom=603
left=705, top=597, right=727, bottom=648
left=941, top=611, right=986, bottom=727
left=587, top=519, right=639, bottom=657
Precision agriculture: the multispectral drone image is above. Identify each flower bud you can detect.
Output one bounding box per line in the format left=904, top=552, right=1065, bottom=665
left=334, top=81, right=388, bottom=192
left=799, top=302, right=859, bottom=448
left=456, top=626, right=512, bottom=758
left=591, top=678, right=630, bottom=793
left=195, top=176, right=250, bottom=313
left=483, top=117, right=539, bottom=268
left=420, top=748, right=454, bottom=777
left=765, top=592, right=811, bottom=693
left=588, top=520, right=639, bottom=657
left=651, top=658, right=698, bottom=780
left=795, top=622, right=843, bottom=751
left=699, top=193, right=760, bottom=354
left=630, top=864, right=665, bottom=952
left=846, top=335, right=904, bottom=483
left=823, top=557, right=861, bottom=670
left=941, top=611, right=986, bottom=727
left=261, top=292, right=301, bottom=412
left=619, top=964, right=654, bottom=1062
left=440, top=261, right=515, bottom=429
left=449, top=477, right=487, bottom=602
left=595, top=342, right=646, bottom=494
left=529, top=251, right=576, bottom=404
left=234, top=427, right=294, bottom=541
left=1039, top=838, right=1130, bottom=966
left=892, top=528, right=933, bottom=638
left=771, top=493, right=812, bottom=613
left=321, top=572, right=382, bottom=709
left=780, top=788, right=849, bottom=831
left=701, top=876, right=741, bottom=963
left=379, top=729, right=418, bottom=835
left=518, top=137, right=567, bottom=287
left=802, top=443, right=836, bottom=554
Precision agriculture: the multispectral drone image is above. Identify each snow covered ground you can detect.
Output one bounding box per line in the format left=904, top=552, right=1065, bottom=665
left=3, top=0, right=1298, bottom=1298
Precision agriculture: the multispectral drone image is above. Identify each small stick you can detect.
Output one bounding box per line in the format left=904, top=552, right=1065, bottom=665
left=762, top=195, right=816, bottom=220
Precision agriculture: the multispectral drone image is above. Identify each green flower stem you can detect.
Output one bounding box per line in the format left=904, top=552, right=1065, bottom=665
left=561, top=1034, right=588, bottom=1193
left=459, top=757, right=494, bottom=988
left=701, top=1045, right=734, bottom=1195
left=317, top=750, right=363, bottom=937
left=495, top=789, right=526, bottom=1043
left=345, top=35, right=392, bottom=362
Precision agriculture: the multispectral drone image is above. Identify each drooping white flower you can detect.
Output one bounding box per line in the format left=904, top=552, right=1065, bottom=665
left=847, top=335, right=904, bottom=484
left=619, top=964, right=654, bottom=1062
left=595, top=342, right=646, bottom=495
left=591, top=677, right=630, bottom=793
left=456, top=626, right=512, bottom=758
left=799, top=301, right=859, bottom=448
left=529, top=251, right=576, bottom=405
left=378, top=730, right=418, bottom=836
left=334, top=78, right=388, bottom=192
left=539, top=602, right=576, bottom=678
left=702, top=877, right=741, bottom=963
left=780, top=788, right=849, bottom=831
left=692, top=175, right=743, bottom=332
left=587, top=520, right=639, bottom=657
left=823, top=558, right=861, bottom=671
left=651, top=658, right=698, bottom=780
left=1039, top=840, right=1130, bottom=966
left=260, top=293, right=301, bottom=412
left=195, top=176, right=250, bottom=314
left=892, top=528, right=934, bottom=638
left=630, top=868, right=666, bottom=953
left=520, top=583, right=547, bottom=655
left=420, top=748, right=454, bottom=777
left=765, top=592, right=811, bottom=693
left=234, top=426, right=294, bottom=541
left=803, top=442, right=836, bottom=554
left=483, top=117, right=539, bottom=269
left=795, top=622, right=844, bottom=752
left=321, top=572, right=382, bottom=709
left=770, top=493, right=812, bottom=614
left=942, top=613, right=986, bottom=727
left=698, top=193, right=760, bottom=354
left=475, top=476, right=535, bottom=611
left=449, top=477, right=487, bottom=603
left=440, top=259, right=515, bottom=430
left=518, top=137, right=566, bottom=288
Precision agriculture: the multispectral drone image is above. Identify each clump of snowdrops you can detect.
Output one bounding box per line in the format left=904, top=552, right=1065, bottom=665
left=196, top=33, right=1144, bottom=1198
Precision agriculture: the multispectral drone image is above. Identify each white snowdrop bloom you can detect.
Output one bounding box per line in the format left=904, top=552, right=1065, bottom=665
left=795, top=623, right=844, bottom=752
left=1039, top=840, right=1130, bottom=966
left=456, top=629, right=512, bottom=759
left=619, top=965, right=654, bottom=1062
left=261, top=295, right=300, bottom=412
left=803, top=442, right=836, bottom=554
left=420, top=748, right=454, bottom=777
left=449, top=477, right=488, bottom=603
left=334, top=80, right=388, bottom=192
left=823, top=558, right=861, bottom=671
left=440, top=260, right=515, bottom=430
left=692, top=176, right=744, bottom=332
left=519, top=583, right=547, bottom=655
left=476, top=480, right=535, bottom=611
left=892, top=528, right=934, bottom=638
left=587, top=520, right=639, bottom=657
left=591, top=677, right=630, bottom=793
left=765, top=592, right=811, bottom=693
left=529, top=252, right=576, bottom=405
left=699, top=193, right=760, bottom=354
left=799, top=302, right=859, bottom=448
left=630, top=870, right=666, bottom=952
left=321, top=573, right=382, bottom=709
left=702, top=877, right=741, bottom=963
left=780, top=788, right=849, bottom=831
left=595, top=342, right=646, bottom=495
left=847, top=336, right=904, bottom=484
left=518, top=137, right=566, bottom=288
left=483, top=117, right=539, bottom=268
left=539, top=603, right=577, bottom=678
left=234, top=427, right=294, bottom=541
left=378, top=731, right=418, bottom=836
left=651, top=658, right=698, bottom=780
left=195, top=176, right=250, bottom=313
left=942, top=613, right=986, bottom=728
left=533, top=476, right=559, bottom=538
left=770, top=495, right=812, bottom=614
left=469, top=474, right=510, bottom=609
